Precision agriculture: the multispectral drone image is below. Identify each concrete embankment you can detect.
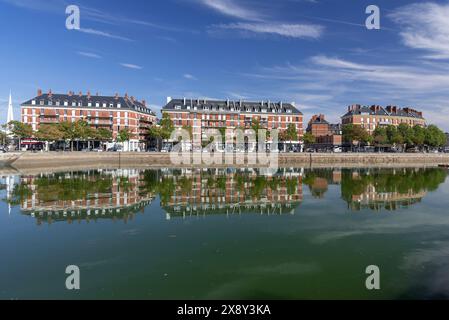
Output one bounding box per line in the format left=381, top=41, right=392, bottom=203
left=3, top=152, right=449, bottom=174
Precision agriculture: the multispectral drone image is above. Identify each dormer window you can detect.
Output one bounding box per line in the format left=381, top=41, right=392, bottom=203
left=48, top=101, right=53, bottom=106
left=287, top=109, right=292, bottom=113
left=78, top=102, right=82, bottom=107
left=88, top=102, right=92, bottom=107
left=175, top=105, right=181, bottom=110
left=102, top=103, right=107, bottom=108
left=64, top=101, right=68, bottom=106
left=96, top=102, right=100, bottom=107
left=40, top=100, right=44, bottom=105
left=72, top=102, right=76, bottom=107
left=56, top=101, right=60, bottom=106
left=109, top=103, right=114, bottom=108
left=117, top=103, right=121, bottom=108
left=32, top=100, right=36, bottom=105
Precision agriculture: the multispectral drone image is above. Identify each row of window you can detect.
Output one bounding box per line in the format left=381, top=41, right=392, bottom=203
left=30, top=100, right=150, bottom=114
left=170, top=113, right=301, bottom=122
left=173, top=105, right=293, bottom=114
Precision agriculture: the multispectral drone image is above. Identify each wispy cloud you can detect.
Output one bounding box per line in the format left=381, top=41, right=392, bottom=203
left=198, top=0, right=263, bottom=21
left=184, top=74, right=198, bottom=80
left=77, top=28, right=133, bottom=42
left=389, top=2, right=449, bottom=59
left=120, top=63, right=143, bottom=70
left=77, top=51, right=102, bottom=59
left=211, top=22, right=323, bottom=39
left=240, top=55, right=449, bottom=129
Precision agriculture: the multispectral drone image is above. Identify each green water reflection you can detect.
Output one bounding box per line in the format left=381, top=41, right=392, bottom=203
left=0, top=166, right=448, bottom=299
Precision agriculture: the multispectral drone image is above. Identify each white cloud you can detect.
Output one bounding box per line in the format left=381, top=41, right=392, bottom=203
left=184, top=74, right=198, bottom=80
left=199, top=0, right=263, bottom=21
left=211, top=22, right=323, bottom=39
left=389, top=2, right=449, bottom=59
left=120, top=63, right=143, bottom=70
left=240, top=55, right=449, bottom=130
left=77, top=28, right=133, bottom=42
left=77, top=51, right=102, bottom=59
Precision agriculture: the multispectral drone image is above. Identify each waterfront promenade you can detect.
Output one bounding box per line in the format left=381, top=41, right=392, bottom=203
left=1, top=152, right=449, bottom=173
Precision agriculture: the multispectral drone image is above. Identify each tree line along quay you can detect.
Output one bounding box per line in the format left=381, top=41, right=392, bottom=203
left=1, top=90, right=448, bottom=153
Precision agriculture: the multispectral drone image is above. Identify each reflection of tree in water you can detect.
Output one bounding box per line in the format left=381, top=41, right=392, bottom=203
left=9, top=172, right=113, bottom=204
left=340, top=168, right=448, bottom=211
left=150, top=169, right=304, bottom=217
left=303, top=169, right=335, bottom=199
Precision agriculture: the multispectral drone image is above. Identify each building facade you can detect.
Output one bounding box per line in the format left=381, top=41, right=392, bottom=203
left=163, top=98, right=303, bottom=150
left=306, top=114, right=342, bottom=150
left=21, top=90, right=157, bottom=151
left=341, top=105, right=426, bottom=134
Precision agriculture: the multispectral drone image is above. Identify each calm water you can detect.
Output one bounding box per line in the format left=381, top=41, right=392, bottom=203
left=1, top=166, right=449, bottom=300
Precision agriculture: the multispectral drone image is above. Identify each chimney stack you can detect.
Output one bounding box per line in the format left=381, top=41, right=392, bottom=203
left=142, top=99, right=146, bottom=107
left=48, top=89, right=52, bottom=98
left=37, top=88, right=43, bottom=97
left=87, top=91, right=91, bottom=99
left=114, top=93, right=119, bottom=100
left=68, top=91, right=73, bottom=97
left=78, top=91, right=82, bottom=97
left=125, top=93, right=129, bottom=100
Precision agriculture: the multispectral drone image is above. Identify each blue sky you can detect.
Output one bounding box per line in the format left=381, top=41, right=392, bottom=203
left=1, top=0, right=449, bottom=130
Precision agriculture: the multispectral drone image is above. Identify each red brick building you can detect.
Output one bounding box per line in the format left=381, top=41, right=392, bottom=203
left=341, top=105, right=426, bottom=134
left=306, top=114, right=342, bottom=150
left=163, top=98, right=303, bottom=150
left=21, top=90, right=157, bottom=151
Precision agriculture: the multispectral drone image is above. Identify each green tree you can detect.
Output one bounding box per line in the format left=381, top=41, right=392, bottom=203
left=303, top=132, right=316, bottom=145
left=373, top=127, right=388, bottom=145
left=343, top=124, right=370, bottom=149
left=147, top=126, right=163, bottom=150
left=397, top=123, right=414, bottom=147
left=95, top=128, right=113, bottom=142
left=35, top=124, right=64, bottom=142
left=160, top=113, right=174, bottom=140
left=117, top=128, right=133, bottom=143
left=412, top=125, right=426, bottom=147
left=8, top=121, right=33, bottom=149
left=425, top=125, right=447, bottom=148
left=59, top=121, right=77, bottom=151
left=284, top=123, right=299, bottom=141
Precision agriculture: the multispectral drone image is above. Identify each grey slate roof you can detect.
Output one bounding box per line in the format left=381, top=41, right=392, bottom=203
left=342, top=105, right=424, bottom=120
left=163, top=98, right=302, bottom=115
left=21, top=93, right=155, bottom=116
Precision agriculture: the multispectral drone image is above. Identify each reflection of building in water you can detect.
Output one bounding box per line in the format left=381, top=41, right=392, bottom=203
left=161, top=168, right=303, bottom=219
left=303, top=169, right=341, bottom=199
left=350, top=184, right=427, bottom=211
left=303, top=167, right=447, bottom=211
left=341, top=168, right=447, bottom=211
left=19, top=169, right=155, bottom=225
left=0, top=175, right=17, bottom=215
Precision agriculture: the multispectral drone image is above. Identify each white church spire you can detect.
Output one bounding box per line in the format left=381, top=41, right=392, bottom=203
left=7, top=90, right=14, bottom=124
